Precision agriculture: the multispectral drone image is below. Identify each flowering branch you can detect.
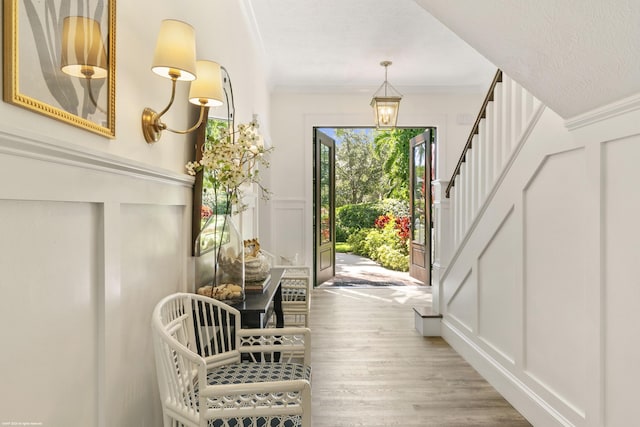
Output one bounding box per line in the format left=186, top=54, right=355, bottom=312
left=186, top=119, right=273, bottom=213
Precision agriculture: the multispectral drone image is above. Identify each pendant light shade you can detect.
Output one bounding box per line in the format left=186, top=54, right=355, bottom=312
left=370, top=61, right=402, bottom=129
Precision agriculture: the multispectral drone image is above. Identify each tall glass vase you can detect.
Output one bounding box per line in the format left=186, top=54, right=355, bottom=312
left=195, top=212, right=245, bottom=304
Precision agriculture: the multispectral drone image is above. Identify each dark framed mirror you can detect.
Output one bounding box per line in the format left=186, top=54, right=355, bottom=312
left=191, top=67, right=235, bottom=255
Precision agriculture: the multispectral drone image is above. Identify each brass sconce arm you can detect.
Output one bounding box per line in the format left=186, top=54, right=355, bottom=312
left=142, top=64, right=221, bottom=144
left=142, top=76, right=178, bottom=143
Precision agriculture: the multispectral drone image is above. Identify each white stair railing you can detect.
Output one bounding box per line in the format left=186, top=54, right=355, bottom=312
left=445, top=70, right=542, bottom=250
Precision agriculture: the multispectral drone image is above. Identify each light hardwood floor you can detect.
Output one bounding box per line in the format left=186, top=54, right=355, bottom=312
left=309, top=286, right=531, bottom=427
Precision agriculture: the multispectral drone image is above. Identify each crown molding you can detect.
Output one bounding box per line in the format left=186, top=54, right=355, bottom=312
left=565, top=93, right=640, bottom=131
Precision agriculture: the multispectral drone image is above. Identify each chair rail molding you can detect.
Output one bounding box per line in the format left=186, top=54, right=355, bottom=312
left=0, top=126, right=194, bottom=188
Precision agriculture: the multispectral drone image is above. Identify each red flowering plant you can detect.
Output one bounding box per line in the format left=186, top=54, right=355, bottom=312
left=372, top=213, right=411, bottom=255
left=394, top=216, right=410, bottom=244
left=375, top=214, right=410, bottom=245
left=374, top=214, right=391, bottom=229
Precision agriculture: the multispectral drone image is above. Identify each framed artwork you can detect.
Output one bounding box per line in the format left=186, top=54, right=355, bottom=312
left=3, top=0, right=116, bottom=138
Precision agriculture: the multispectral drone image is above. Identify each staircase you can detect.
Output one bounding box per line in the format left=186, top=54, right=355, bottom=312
left=445, top=70, right=543, bottom=250
left=431, top=68, right=640, bottom=427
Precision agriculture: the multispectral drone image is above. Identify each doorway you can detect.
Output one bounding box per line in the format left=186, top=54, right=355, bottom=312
left=312, top=127, right=436, bottom=287
left=313, top=128, right=336, bottom=285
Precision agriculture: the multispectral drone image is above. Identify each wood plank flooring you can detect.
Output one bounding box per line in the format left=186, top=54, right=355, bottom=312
left=309, top=286, right=531, bottom=426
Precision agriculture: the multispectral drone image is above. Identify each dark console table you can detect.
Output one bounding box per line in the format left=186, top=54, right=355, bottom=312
left=232, top=268, right=284, bottom=329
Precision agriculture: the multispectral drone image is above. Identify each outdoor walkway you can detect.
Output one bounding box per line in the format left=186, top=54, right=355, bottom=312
left=320, top=252, right=424, bottom=286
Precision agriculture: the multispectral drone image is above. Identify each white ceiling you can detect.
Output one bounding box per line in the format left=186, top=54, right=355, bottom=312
left=245, top=0, right=497, bottom=94
left=246, top=0, right=640, bottom=118
left=417, top=0, right=640, bottom=118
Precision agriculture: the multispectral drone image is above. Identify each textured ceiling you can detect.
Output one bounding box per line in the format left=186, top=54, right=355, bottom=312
left=246, top=0, right=496, bottom=93
left=415, top=0, right=640, bottom=118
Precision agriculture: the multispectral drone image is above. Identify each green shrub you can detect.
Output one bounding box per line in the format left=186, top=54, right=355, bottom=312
left=337, top=203, right=382, bottom=231
left=363, top=226, right=395, bottom=257
left=347, top=228, right=371, bottom=256
left=375, top=245, right=409, bottom=271
left=335, top=242, right=352, bottom=253
left=339, top=200, right=411, bottom=271
left=346, top=221, right=409, bottom=272
left=337, top=199, right=408, bottom=233
left=335, top=221, right=349, bottom=242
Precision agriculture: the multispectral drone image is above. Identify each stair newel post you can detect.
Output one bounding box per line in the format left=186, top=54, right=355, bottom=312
left=431, top=179, right=451, bottom=315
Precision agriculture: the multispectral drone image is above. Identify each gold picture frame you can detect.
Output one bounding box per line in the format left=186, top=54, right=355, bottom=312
left=3, top=0, right=116, bottom=138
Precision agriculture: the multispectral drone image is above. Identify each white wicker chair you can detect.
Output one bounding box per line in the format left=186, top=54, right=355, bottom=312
left=263, top=252, right=311, bottom=327
left=280, top=266, right=311, bottom=327
left=152, top=293, right=312, bottom=427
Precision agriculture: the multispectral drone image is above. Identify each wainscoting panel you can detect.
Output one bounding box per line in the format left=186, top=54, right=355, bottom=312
left=439, top=106, right=618, bottom=426
left=478, top=207, right=517, bottom=364
left=271, top=199, right=306, bottom=263
left=115, top=203, right=184, bottom=427
left=446, top=269, right=476, bottom=333
left=0, top=131, right=192, bottom=426
left=0, top=200, right=100, bottom=426
left=603, top=134, right=640, bottom=426
left=523, top=148, right=588, bottom=418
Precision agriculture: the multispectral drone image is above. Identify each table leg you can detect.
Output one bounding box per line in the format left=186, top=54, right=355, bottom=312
left=274, top=284, right=284, bottom=328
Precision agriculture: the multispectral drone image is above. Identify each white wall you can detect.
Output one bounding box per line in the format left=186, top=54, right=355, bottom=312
left=1, top=1, right=270, bottom=175
left=265, top=90, right=484, bottom=268
left=0, top=1, right=269, bottom=425
left=440, top=96, right=640, bottom=426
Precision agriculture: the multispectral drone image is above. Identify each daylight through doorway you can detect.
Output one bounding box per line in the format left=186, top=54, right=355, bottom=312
left=312, top=127, right=434, bottom=287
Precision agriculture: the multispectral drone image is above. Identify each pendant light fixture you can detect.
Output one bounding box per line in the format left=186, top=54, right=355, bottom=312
left=370, top=60, right=402, bottom=128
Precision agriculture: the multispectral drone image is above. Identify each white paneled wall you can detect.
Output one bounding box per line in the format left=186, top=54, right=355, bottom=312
left=0, top=130, right=192, bottom=426
left=439, top=94, right=640, bottom=426
left=0, top=200, right=100, bottom=426
left=270, top=199, right=307, bottom=262
left=603, top=135, right=640, bottom=426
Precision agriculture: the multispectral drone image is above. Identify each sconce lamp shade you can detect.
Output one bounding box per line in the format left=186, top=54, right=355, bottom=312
left=61, top=16, right=108, bottom=79
left=371, top=96, right=401, bottom=128
left=151, top=19, right=197, bottom=81
left=189, top=60, right=224, bottom=107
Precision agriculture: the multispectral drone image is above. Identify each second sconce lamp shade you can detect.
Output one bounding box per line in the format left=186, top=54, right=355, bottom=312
left=189, top=61, right=224, bottom=108
left=142, top=19, right=224, bottom=143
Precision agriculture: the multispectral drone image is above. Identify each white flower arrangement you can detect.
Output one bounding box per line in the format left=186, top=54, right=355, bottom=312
left=186, top=119, right=272, bottom=213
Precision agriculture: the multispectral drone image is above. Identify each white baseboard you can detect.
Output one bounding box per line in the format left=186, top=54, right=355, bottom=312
left=441, top=318, right=574, bottom=427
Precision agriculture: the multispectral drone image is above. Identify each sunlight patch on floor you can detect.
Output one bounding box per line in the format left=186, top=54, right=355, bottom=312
left=316, top=286, right=432, bottom=306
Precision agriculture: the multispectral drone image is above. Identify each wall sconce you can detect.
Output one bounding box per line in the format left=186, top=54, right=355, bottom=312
left=61, top=16, right=108, bottom=110
left=141, top=19, right=223, bottom=144
left=370, top=60, right=402, bottom=129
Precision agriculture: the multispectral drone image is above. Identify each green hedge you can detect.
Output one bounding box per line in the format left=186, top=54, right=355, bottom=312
left=336, top=199, right=409, bottom=242
left=346, top=213, right=409, bottom=271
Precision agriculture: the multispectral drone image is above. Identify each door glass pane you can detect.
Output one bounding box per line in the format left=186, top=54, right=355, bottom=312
left=320, top=144, right=331, bottom=244
left=430, top=135, right=436, bottom=265
left=412, top=143, right=426, bottom=244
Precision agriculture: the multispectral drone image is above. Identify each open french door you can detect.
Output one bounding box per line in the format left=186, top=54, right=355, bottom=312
left=409, top=130, right=433, bottom=284
left=314, top=129, right=336, bottom=285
